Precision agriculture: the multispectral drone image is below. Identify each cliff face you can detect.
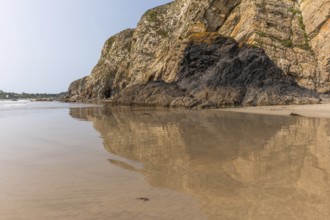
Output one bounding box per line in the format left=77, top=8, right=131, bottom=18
left=68, top=29, right=134, bottom=100
left=67, top=0, right=329, bottom=106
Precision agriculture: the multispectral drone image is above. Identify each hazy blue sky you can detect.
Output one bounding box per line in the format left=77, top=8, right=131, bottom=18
left=0, top=0, right=172, bottom=93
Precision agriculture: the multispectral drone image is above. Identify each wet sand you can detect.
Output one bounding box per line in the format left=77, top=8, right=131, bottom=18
left=1, top=102, right=330, bottom=219
left=0, top=102, right=205, bottom=220
left=220, top=103, right=330, bottom=119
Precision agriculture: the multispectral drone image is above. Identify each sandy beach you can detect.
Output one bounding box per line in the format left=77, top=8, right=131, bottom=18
left=219, top=103, right=330, bottom=119
left=1, top=101, right=330, bottom=219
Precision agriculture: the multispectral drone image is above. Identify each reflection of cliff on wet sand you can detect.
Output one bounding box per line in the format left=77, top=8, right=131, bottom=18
left=70, top=107, right=330, bottom=220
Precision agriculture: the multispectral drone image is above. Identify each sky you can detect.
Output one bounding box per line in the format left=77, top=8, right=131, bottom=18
left=0, top=0, right=172, bottom=93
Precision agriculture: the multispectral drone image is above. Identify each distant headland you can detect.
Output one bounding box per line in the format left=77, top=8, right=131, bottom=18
left=0, top=90, right=66, bottom=101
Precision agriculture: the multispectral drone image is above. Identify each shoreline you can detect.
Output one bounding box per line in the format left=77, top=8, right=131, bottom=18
left=61, top=95, right=330, bottom=119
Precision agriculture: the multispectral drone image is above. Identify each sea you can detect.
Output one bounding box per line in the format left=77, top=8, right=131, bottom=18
left=0, top=100, right=330, bottom=220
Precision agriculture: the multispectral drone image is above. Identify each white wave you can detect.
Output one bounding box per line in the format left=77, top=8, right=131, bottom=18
left=0, top=100, right=31, bottom=109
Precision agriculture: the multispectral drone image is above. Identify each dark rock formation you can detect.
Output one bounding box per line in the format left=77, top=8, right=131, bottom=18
left=109, top=81, right=200, bottom=108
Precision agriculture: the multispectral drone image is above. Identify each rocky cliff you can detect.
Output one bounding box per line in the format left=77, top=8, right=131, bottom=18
left=66, top=0, right=329, bottom=107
